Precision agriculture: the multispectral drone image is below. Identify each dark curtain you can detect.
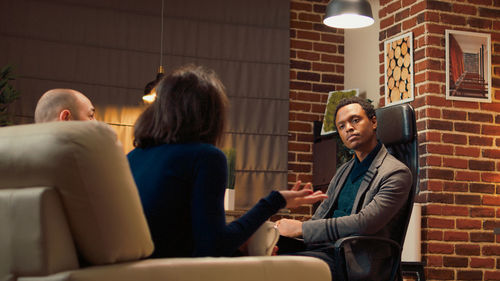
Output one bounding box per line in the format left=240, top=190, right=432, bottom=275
left=0, top=0, right=289, bottom=208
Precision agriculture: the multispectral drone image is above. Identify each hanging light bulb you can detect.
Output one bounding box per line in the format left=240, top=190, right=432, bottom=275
left=143, top=66, right=164, bottom=103
left=323, top=0, right=374, bottom=29
left=143, top=0, right=165, bottom=103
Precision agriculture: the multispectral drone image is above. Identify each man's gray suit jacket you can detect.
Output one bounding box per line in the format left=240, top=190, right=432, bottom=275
left=302, top=144, right=412, bottom=244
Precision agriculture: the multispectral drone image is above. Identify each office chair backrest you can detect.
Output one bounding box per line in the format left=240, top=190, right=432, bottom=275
left=376, top=103, right=419, bottom=248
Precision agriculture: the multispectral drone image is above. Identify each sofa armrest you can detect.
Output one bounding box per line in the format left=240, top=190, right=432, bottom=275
left=19, top=256, right=331, bottom=281
left=0, top=187, right=79, bottom=279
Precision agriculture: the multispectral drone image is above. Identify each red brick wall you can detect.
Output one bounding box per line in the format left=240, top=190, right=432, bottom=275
left=379, top=0, right=500, bottom=280
left=289, top=0, right=344, bottom=190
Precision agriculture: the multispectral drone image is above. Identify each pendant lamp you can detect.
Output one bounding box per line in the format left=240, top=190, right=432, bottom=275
left=143, top=0, right=165, bottom=103
left=143, top=66, right=164, bottom=103
left=323, top=0, right=374, bottom=29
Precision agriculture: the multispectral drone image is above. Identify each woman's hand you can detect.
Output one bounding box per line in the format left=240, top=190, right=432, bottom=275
left=279, top=181, right=327, bottom=209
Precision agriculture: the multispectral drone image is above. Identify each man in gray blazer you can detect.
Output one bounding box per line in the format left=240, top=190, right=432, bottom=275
left=276, top=97, right=412, bottom=277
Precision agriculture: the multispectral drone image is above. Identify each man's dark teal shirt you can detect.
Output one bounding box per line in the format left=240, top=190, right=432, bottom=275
left=333, top=141, right=382, bottom=218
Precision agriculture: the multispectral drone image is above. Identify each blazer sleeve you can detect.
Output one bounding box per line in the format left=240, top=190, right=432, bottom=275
left=302, top=160, right=411, bottom=244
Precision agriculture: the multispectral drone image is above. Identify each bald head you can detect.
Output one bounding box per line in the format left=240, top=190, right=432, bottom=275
left=34, top=89, right=95, bottom=123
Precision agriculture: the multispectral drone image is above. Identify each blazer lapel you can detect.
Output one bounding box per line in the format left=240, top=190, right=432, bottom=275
left=351, top=145, right=388, bottom=213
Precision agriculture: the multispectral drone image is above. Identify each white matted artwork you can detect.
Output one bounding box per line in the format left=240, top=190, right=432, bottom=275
left=446, top=30, right=491, bottom=103
left=321, top=89, right=359, bottom=135
left=384, top=32, right=414, bottom=106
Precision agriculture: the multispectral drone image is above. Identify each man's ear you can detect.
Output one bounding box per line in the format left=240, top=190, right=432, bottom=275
left=371, top=115, right=377, bottom=130
left=59, top=109, right=71, bottom=121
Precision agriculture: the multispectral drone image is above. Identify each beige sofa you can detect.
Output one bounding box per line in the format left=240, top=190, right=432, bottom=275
left=0, top=121, right=330, bottom=281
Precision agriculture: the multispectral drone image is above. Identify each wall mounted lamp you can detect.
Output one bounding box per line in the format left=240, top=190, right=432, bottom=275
left=323, top=0, right=374, bottom=29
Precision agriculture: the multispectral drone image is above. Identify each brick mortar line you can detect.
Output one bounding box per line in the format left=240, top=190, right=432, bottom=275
left=419, top=155, right=499, bottom=162
left=290, top=75, right=344, bottom=78
left=290, top=38, right=344, bottom=44
left=415, top=191, right=498, bottom=197
left=380, top=13, right=500, bottom=25
left=420, top=236, right=499, bottom=241
left=419, top=200, right=498, bottom=204
left=416, top=117, right=500, bottom=124
left=421, top=162, right=499, bottom=166
left=419, top=159, right=498, bottom=166
left=290, top=66, right=345, bottom=69
left=421, top=231, right=499, bottom=236
left=290, top=40, right=343, bottom=45
left=418, top=164, right=497, bottom=170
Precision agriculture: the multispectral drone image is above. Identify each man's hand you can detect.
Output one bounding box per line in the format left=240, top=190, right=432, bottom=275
left=279, top=181, right=328, bottom=209
left=275, top=219, right=303, bottom=237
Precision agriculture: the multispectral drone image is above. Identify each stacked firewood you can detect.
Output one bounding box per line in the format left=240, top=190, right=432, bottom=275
left=386, top=36, right=412, bottom=103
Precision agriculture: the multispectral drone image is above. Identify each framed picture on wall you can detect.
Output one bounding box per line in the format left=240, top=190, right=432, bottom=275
left=321, top=88, right=359, bottom=135
left=446, top=30, right=491, bottom=103
left=384, top=32, right=414, bottom=106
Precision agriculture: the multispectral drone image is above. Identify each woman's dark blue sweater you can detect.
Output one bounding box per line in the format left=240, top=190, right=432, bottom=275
left=127, top=142, right=285, bottom=258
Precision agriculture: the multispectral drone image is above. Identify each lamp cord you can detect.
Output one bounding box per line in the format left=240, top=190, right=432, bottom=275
left=159, top=0, right=164, bottom=70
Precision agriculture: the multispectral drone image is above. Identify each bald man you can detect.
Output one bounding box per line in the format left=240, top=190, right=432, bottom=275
left=34, top=89, right=95, bottom=123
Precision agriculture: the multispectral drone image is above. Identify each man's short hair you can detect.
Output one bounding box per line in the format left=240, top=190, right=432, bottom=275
left=333, top=96, right=375, bottom=127
left=34, top=89, right=80, bottom=123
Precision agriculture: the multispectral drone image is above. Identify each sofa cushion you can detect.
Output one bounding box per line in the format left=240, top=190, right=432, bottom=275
left=0, top=122, right=154, bottom=265
left=16, top=256, right=331, bottom=281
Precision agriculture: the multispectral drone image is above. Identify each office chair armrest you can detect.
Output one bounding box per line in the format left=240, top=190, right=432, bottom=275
left=333, top=235, right=401, bottom=249
left=333, top=236, right=401, bottom=281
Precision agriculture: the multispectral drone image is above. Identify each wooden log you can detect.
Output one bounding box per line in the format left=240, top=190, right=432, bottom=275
left=393, top=66, right=401, bottom=81
left=388, top=77, right=395, bottom=89
left=390, top=58, right=396, bottom=69
left=401, top=67, right=409, bottom=81
left=402, top=90, right=411, bottom=100
left=395, top=46, right=401, bottom=59
left=390, top=88, right=401, bottom=102
left=404, top=54, right=411, bottom=68
left=388, top=47, right=394, bottom=61
left=406, top=81, right=412, bottom=96
left=397, top=56, right=404, bottom=67
left=399, top=80, right=406, bottom=93
left=401, top=42, right=408, bottom=56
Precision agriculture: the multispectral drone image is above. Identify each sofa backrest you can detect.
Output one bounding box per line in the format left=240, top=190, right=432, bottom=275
left=0, top=122, right=154, bottom=268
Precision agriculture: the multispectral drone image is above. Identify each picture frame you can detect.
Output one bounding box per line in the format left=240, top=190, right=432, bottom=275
left=321, top=88, right=359, bottom=135
left=384, top=32, right=414, bottom=106
left=445, top=30, right=491, bottom=103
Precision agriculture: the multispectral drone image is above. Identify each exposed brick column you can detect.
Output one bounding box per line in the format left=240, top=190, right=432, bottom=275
left=289, top=0, right=344, bottom=198
left=380, top=0, right=500, bottom=280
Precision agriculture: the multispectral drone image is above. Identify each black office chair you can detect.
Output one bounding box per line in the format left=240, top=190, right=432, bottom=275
left=332, top=103, right=419, bottom=281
